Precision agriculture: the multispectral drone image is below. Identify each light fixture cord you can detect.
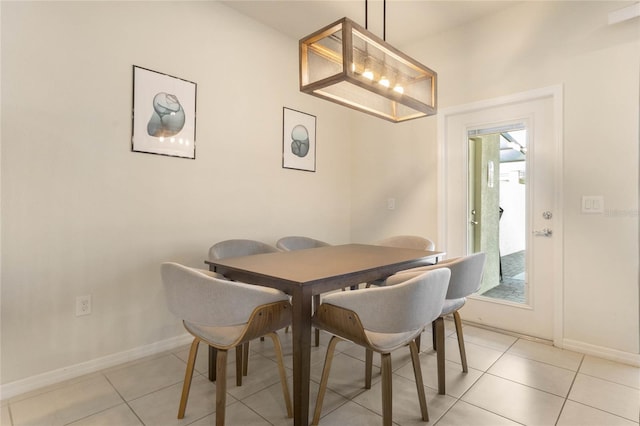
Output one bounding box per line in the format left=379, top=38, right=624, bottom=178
left=383, top=0, right=386, bottom=41
left=365, top=0, right=368, bottom=29
left=364, top=0, right=387, bottom=40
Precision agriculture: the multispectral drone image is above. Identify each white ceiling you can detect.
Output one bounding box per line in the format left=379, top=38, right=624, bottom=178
left=221, top=0, right=518, bottom=46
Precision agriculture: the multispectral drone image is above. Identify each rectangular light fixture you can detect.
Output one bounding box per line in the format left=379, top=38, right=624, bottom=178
left=299, top=17, right=437, bottom=123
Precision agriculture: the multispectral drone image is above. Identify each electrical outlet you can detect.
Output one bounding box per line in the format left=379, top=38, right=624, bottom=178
left=76, top=295, right=92, bottom=316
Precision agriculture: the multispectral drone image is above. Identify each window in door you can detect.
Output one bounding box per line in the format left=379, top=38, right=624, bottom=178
left=468, top=127, right=527, bottom=304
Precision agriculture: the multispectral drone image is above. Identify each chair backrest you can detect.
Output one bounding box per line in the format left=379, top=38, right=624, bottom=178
left=442, top=252, right=486, bottom=300
left=276, top=236, right=330, bottom=251
left=161, top=262, right=288, bottom=326
left=376, top=235, right=436, bottom=251
left=321, top=269, right=450, bottom=334
left=387, top=252, right=486, bottom=300
left=208, top=239, right=279, bottom=261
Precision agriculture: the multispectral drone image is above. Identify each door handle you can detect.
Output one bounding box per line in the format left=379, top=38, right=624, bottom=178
left=470, top=220, right=478, bottom=225
left=533, top=228, right=552, bottom=237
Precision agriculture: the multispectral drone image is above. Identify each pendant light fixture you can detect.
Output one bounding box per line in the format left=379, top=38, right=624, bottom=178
left=299, top=0, right=437, bottom=122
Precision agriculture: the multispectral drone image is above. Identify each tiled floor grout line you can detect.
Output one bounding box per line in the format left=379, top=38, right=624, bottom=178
left=7, top=403, right=13, bottom=426
left=101, top=371, right=148, bottom=426
left=553, top=354, right=584, bottom=426
left=60, top=399, right=123, bottom=426
left=575, top=370, right=640, bottom=390
left=433, top=337, right=515, bottom=424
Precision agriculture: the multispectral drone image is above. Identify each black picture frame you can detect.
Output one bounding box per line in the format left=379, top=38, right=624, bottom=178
left=282, top=107, right=316, bottom=172
left=131, top=65, right=197, bottom=159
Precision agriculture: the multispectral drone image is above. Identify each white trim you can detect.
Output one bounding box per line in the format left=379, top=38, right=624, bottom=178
left=550, top=85, right=565, bottom=349
left=0, top=333, right=193, bottom=401
left=465, top=319, right=640, bottom=367
left=437, top=85, right=564, bottom=344
left=562, top=338, right=640, bottom=367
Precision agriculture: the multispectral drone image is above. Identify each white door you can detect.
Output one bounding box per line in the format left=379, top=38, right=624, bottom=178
left=438, top=87, right=563, bottom=341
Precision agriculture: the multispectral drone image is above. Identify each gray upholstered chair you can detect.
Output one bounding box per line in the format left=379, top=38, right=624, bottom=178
left=208, top=239, right=280, bottom=382
left=366, top=235, right=437, bottom=288
left=385, top=252, right=486, bottom=394
left=161, top=263, right=293, bottom=425
left=276, top=236, right=331, bottom=345
left=311, top=269, right=451, bottom=425
left=375, top=235, right=436, bottom=251
left=276, top=235, right=330, bottom=251
left=208, top=238, right=279, bottom=261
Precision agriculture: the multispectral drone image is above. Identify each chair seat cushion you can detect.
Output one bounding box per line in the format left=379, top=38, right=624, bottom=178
left=364, top=328, right=423, bottom=353
left=441, top=297, right=466, bottom=316
left=184, top=321, right=247, bottom=347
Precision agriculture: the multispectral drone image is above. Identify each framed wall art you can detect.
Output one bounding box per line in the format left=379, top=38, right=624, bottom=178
left=282, top=107, right=316, bottom=172
left=131, top=65, right=197, bottom=159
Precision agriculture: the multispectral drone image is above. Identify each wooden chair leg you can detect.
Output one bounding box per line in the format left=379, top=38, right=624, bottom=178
left=208, top=345, right=217, bottom=382
left=215, top=349, right=228, bottom=426
left=365, top=349, right=373, bottom=389
left=432, top=321, right=437, bottom=350
left=235, top=346, right=243, bottom=386
left=409, top=340, right=429, bottom=421
left=243, top=342, right=249, bottom=376
left=434, top=316, right=446, bottom=395
left=178, top=338, right=200, bottom=419
left=453, top=310, right=468, bottom=372
left=380, top=353, right=393, bottom=426
left=312, top=336, right=341, bottom=425
left=267, top=332, right=293, bottom=418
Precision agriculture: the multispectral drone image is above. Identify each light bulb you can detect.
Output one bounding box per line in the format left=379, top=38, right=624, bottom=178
left=362, top=55, right=374, bottom=80
left=393, top=85, right=404, bottom=94
left=379, top=76, right=390, bottom=87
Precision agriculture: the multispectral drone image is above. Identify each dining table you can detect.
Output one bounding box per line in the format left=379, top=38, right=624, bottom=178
left=205, top=243, right=444, bottom=426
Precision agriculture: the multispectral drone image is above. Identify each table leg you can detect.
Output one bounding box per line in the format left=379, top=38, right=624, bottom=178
left=291, top=288, right=313, bottom=426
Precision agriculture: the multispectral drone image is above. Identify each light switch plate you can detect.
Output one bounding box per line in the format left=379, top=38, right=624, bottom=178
left=582, top=195, right=604, bottom=214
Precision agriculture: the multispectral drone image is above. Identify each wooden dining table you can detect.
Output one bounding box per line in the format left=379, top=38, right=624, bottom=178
left=206, top=243, right=443, bottom=426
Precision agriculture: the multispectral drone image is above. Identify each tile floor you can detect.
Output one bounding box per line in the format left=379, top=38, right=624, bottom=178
left=2, top=320, right=639, bottom=426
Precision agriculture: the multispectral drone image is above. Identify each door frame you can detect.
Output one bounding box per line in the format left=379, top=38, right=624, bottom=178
left=437, top=85, right=564, bottom=346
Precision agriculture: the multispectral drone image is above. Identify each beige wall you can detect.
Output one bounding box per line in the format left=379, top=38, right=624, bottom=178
left=351, top=2, right=639, bottom=357
left=1, top=1, right=353, bottom=385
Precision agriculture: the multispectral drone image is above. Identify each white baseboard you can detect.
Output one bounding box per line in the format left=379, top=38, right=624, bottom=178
left=1, top=333, right=193, bottom=401
left=462, top=319, right=640, bottom=367
left=561, top=338, right=640, bottom=367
